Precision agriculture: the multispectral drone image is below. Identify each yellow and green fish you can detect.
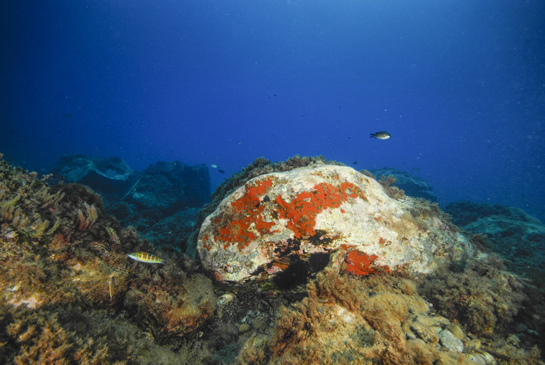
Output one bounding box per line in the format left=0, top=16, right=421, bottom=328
left=128, top=252, right=166, bottom=265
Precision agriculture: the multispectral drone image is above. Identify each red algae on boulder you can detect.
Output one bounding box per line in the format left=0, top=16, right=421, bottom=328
left=197, top=164, right=473, bottom=282
left=344, top=249, right=384, bottom=275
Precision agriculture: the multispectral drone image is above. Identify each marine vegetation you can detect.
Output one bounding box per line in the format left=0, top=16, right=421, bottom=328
left=1, top=154, right=544, bottom=364
left=0, top=154, right=216, bottom=363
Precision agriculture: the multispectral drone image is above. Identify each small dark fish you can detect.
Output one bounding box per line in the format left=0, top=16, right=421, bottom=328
left=218, top=169, right=225, bottom=174
left=370, top=131, right=391, bottom=140
left=353, top=161, right=358, bottom=165
left=63, top=113, right=74, bottom=118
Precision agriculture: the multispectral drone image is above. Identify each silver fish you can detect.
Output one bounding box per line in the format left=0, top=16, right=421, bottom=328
left=370, top=131, right=391, bottom=140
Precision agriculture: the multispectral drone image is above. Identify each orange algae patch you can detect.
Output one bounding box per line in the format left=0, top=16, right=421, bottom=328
left=272, top=261, right=290, bottom=270
left=275, top=181, right=367, bottom=239
left=345, top=250, right=390, bottom=276
left=201, top=235, right=212, bottom=251
left=214, top=177, right=277, bottom=251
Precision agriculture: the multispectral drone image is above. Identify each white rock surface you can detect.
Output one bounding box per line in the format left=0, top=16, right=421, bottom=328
left=197, top=164, right=474, bottom=282
left=439, top=329, right=464, bottom=353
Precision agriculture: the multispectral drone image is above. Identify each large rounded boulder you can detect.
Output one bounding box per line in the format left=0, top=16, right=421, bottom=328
left=197, top=164, right=473, bottom=282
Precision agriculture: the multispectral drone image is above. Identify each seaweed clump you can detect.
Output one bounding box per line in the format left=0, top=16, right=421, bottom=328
left=418, top=254, right=545, bottom=363
left=231, top=248, right=544, bottom=364
left=0, top=154, right=217, bottom=363
left=378, top=175, right=406, bottom=201
left=266, top=265, right=453, bottom=364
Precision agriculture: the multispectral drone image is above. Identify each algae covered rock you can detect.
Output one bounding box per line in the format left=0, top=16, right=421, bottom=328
left=197, top=164, right=473, bottom=282
left=0, top=154, right=217, bottom=362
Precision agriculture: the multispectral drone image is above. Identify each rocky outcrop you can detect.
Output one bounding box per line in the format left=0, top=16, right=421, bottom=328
left=2, top=155, right=542, bottom=364
left=141, top=207, right=200, bottom=250
left=445, top=201, right=545, bottom=286
left=124, top=161, right=210, bottom=216
left=197, top=164, right=472, bottom=282
left=52, top=154, right=135, bottom=200
left=53, top=156, right=211, bottom=248
left=370, top=167, right=438, bottom=202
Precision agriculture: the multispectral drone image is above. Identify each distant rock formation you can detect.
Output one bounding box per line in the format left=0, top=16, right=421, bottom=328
left=52, top=155, right=210, bottom=250
left=52, top=154, right=135, bottom=200
left=369, top=167, right=438, bottom=202
left=124, top=161, right=210, bottom=216
left=445, top=201, right=545, bottom=286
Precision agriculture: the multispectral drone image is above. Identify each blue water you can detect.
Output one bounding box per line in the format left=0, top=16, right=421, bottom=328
left=1, top=0, right=544, bottom=221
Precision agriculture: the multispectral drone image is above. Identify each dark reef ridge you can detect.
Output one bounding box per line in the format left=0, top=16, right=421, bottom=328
left=53, top=154, right=210, bottom=251
left=445, top=201, right=545, bottom=287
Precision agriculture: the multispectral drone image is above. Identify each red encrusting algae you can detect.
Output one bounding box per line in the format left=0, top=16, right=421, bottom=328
left=211, top=177, right=368, bottom=250
left=344, top=249, right=390, bottom=276
left=275, top=181, right=367, bottom=239
left=213, top=177, right=277, bottom=251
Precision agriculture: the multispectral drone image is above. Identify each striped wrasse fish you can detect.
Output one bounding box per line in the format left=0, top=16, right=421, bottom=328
left=127, top=252, right=166, bottom=265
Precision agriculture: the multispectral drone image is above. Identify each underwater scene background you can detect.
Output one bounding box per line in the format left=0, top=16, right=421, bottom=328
left=1, top=0, right=545, bottom=364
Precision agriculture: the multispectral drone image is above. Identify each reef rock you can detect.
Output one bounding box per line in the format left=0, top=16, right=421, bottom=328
left=197, top=164, right=473, bottom=282
left=445, top=201, right=545, bottom=286
left=141, top=207, right=200, bottom=250
left=53, top=154, right=135, bottom=199
left=125, top=161, right=210, bottom=217
left=370, top=167, right=438, bottom=202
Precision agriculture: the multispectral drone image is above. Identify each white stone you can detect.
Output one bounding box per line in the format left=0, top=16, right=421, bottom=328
left=197, top=165, right=474, bottom=282
left=439, top=329, right=464, bottom=353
